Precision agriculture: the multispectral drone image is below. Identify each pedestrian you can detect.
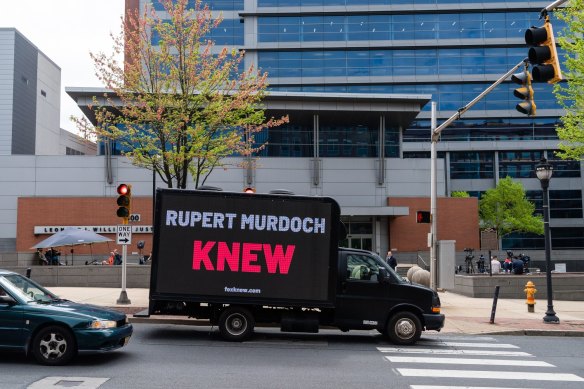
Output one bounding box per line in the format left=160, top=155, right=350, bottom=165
left=386, top=250, right=397, bottom=271
left=37, top=248, right=49, bottom=265
left=102, top=251, right=114, bottom=265
left=512, top=258, right=524, bottom=275
left=113, top=249, right=122, bottom=265
left=490, top=255, right=501, bottom=274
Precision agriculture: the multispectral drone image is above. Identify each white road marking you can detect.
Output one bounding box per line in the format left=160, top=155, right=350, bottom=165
left=386, top=356, right=554, bottom=367
left=377, top=347, right=532, bottom=357
left=397, top=369, right=584, bottom=382
left=28, top=377, right=110, bottom=389
left=411, top=386, right=539, bottom=389
left=430, top=342, right=520, bottom=349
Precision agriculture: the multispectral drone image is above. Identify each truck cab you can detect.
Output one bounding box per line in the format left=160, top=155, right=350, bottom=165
left=334, top=248, right=444, bottom=344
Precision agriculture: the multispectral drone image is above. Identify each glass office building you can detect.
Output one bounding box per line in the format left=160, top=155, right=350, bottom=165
left=139, top=0, right=583, bottom=251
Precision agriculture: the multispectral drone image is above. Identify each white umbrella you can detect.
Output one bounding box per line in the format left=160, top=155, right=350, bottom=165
left=31, top=228, right=112, bottom=249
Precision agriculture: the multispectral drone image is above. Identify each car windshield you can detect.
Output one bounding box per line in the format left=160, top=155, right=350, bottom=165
left=368, top=252, right=402, bottom=281
left=1, top=274, right=60, bottom=303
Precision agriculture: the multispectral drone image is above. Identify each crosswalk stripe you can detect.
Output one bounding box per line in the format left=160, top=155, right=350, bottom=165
left=420, top=336, right=496, bottom=342
left=431, top=342, right=519, bottom=349
left=410, top=386, right=539, bottom=389
left=386, top=356, right=554, bottom=367
left=377, top=347, right=532, bottom=357
left=397, top=369, right=584, bottom=382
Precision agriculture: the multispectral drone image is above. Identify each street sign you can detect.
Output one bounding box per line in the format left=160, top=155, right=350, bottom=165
left=117, top=225, right=132, bottom=245
left=129, top=214, right=141, bottom=222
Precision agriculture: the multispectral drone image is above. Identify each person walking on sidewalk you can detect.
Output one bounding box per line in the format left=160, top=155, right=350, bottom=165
left=386, top=250, right=398, bottom=271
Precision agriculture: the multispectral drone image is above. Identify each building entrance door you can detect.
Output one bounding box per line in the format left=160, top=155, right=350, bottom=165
left=348, top=236, right=372, bottom=251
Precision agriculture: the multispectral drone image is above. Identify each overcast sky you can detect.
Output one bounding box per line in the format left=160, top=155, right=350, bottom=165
left=0, top=0, right=124, bottom=134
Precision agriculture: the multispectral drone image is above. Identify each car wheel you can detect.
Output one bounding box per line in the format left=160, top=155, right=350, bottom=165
left=218, top=307, right=254, bottom=341
left=31, top=325, right=76, bottom=365
left=386, top=312, right=422, bottom=345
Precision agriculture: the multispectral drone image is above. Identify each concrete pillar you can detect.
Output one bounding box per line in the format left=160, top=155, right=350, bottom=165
left=438, top=240, right=456, bottom=290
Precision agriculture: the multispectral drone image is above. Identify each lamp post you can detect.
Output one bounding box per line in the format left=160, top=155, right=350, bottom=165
left=535, top=157, right=559, bottom=324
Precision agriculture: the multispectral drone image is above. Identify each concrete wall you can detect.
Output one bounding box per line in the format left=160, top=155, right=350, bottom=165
left=6, top=265, right=151, bottom=288
left=453, top=273, right=584, bottom=301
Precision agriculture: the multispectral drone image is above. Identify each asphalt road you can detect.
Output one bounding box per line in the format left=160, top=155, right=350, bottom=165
left=1, top=324, right=584, bottom=389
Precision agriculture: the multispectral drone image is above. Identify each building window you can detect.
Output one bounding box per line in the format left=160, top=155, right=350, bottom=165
left=450, top=151, right=494, bottom=179
left=527, top=190, right=582, bottom=219
left=499, top=151, right=543, bottom=179
left=65, top=147, right=85, bottom=155
left=548, top=151, right=581, bottom=178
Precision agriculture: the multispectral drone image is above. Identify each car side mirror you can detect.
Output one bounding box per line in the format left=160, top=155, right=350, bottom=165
left=0, top=294, right=17, bottom=306
left=378, top=268, right=390, bottom=284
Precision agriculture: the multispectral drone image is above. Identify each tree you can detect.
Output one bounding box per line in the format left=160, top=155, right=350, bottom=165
left=450, top=191, right=470, bottom=198
left=78, top=0, right=287, bottom=188
left=554, top=1, right=584, bottom=160
left=479, top=176, right=543, bottom=239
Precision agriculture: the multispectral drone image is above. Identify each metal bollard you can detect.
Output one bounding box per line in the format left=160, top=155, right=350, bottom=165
left=490, top=285, right=500, bottom=324
left=524, top=281, right=537, bottom=313
left=26, top=267, right=32, bottom=279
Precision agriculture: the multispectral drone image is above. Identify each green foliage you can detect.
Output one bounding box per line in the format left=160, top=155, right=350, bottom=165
left=554, top=1, right=584, bottom=160
left=78, top=0, right=287, bottom=188
left=450, top=191, right=470, bottom=198
left=479, top=176, right=543, bottom=238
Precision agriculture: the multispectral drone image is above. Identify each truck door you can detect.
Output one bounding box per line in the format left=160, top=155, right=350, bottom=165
left=334, top=252, right=393, bottom=329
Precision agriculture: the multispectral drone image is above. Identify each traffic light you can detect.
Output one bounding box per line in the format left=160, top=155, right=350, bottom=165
left=511, top=69, right=536, bottom=116
left=525, top=17, right=562, bottom=84
left=416, top=211, right=431, bottom=223
left=116, top=184, right=132, bottom=224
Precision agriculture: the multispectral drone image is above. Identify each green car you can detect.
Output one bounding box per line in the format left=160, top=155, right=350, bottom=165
left=0, top=269, right=133, bottom=365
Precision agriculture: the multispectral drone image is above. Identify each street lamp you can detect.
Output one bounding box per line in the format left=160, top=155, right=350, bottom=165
left=535, top=157, right=560, bottom=324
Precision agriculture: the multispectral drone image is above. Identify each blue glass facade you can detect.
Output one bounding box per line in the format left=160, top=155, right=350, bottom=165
left=143, top=1, right=583, bottom=250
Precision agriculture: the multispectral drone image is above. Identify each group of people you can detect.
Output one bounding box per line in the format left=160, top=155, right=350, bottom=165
left=102, top=249, right=123, bottom=265
left=36, top=248, right=62, bottom=266
left=490, top=255, right=525, bottom=275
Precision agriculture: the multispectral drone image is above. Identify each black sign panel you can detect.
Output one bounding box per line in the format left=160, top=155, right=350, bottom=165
left=152, top=190, right=339, bottom=304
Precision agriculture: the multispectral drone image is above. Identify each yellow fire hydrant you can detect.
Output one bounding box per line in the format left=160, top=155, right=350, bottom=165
left=525, top=281, right=537, bottom=313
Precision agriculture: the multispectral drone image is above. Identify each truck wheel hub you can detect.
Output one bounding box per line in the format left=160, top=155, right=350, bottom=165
left=396, top=319, right=414, bottom=338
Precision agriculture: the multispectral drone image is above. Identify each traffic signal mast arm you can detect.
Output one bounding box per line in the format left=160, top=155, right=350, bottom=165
left=431, top=58, right=527, bottom=143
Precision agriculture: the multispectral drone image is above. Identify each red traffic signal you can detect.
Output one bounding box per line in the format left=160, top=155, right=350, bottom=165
left=117, top=184, right=130, bottom=195
left=116, top=184, right=132, bottom=222
left=416, top=211, right=431, bottom=223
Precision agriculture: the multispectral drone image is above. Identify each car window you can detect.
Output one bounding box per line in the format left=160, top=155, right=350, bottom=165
left=1, top=274, right=57, bottom=303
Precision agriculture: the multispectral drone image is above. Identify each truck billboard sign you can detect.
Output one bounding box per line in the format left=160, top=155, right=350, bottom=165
left=152, top=189, right=340, bottom=304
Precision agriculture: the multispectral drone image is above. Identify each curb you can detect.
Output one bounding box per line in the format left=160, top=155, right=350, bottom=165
left=127, top=315, right=584, bottom=337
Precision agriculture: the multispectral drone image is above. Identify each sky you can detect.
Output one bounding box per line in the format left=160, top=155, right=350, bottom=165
left=0, top=0, right=125, bottom=135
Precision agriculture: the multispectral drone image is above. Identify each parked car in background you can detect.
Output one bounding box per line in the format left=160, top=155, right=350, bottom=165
left=0, top=269, right=132, bottom=365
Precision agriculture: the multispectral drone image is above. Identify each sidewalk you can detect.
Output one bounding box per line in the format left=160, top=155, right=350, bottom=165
left=50, top=287, right=584, bottom=336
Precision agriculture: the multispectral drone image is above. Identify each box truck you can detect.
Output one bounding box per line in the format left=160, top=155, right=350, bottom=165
left=144, top=188, right=444, bottom=344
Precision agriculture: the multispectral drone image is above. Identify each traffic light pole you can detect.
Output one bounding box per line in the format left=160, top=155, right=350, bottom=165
left=429, top=58, right=526, bottom=291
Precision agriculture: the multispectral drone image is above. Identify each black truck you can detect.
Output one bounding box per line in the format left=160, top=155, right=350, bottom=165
left=146, top=188, right=444, bottom=344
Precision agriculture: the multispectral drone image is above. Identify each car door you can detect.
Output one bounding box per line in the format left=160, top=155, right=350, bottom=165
left=334, top=252, right=393, bottom=329
left=0, top=286, right=24, bottom=349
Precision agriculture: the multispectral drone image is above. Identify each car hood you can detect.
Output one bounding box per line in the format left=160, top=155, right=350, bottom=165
left=25, top=300, right=126, bottom=321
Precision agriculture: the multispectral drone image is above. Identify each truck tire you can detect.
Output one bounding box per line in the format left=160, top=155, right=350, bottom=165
left=218, top=307, right=255, bottom=341
left=31, top=325, right=76, bottom=365
left=386, top=312, right=422, bottom=345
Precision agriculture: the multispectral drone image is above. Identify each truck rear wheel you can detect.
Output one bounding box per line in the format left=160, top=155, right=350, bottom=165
left=218, top=307, right=254, bottom=341
left=386, top=312, right=421, bottom=345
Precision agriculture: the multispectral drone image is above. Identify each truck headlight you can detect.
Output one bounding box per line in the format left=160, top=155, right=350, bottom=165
left=89, top=320, right=117, bottom=329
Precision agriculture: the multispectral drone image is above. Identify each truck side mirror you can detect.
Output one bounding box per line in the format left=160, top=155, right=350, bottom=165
left=378, top=268, right=390, bottom=284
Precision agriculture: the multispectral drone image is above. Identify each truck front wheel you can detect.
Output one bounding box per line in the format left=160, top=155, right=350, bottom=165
left=218, top=307, right=255, bottom=341
left=386, top=312, right=422, bottom=345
